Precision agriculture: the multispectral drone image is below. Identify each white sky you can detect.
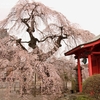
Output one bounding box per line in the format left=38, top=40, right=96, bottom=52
left=0, top=0, right=100, bottom=36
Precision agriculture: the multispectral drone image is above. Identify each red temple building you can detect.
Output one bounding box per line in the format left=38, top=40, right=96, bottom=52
left=64, top=35, right=100, bottom=92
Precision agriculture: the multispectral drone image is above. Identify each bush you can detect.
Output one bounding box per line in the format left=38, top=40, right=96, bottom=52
left=82, top=74, right=100, bottom=99
left=75, top=95, right=95, bottom=100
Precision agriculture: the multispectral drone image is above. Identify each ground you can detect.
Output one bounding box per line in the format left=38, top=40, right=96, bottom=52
left=0, top=89, right=59, bottom=100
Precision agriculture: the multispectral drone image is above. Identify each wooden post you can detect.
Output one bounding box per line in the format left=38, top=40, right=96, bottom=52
left=77, top=57, right=82, bottom=92
left=88, top=55, right=92, bottom=76
left=34, top=73, right=36, bottom=97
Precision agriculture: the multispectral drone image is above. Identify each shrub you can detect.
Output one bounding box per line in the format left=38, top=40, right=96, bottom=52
left=82, top=74, right=100, bottom=99
left=75, top=95, right=95, bottom=100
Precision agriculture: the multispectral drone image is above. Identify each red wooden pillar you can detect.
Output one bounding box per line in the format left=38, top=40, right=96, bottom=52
left=77, top=57, right=82, bottom=92
left=88, top=55, right=92, bottom=76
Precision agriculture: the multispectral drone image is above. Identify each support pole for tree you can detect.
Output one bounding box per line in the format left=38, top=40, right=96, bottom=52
left=88, top=55, right=92, bottom=76
left=34, top=72, right=36, bottom=97
left=77, top=57, right=82, bottom=92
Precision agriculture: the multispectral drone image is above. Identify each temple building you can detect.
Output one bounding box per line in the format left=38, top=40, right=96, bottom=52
left=64, top=35, right=100, bottom=92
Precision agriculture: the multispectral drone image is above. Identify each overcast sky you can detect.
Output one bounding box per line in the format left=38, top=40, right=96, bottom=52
left=0, top=0, right=100, bottom=36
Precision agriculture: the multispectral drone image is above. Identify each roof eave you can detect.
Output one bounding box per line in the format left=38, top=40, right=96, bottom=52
left=64, top=37, right=100, bottom=56
left=64, top=44, right=84, bottom=56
